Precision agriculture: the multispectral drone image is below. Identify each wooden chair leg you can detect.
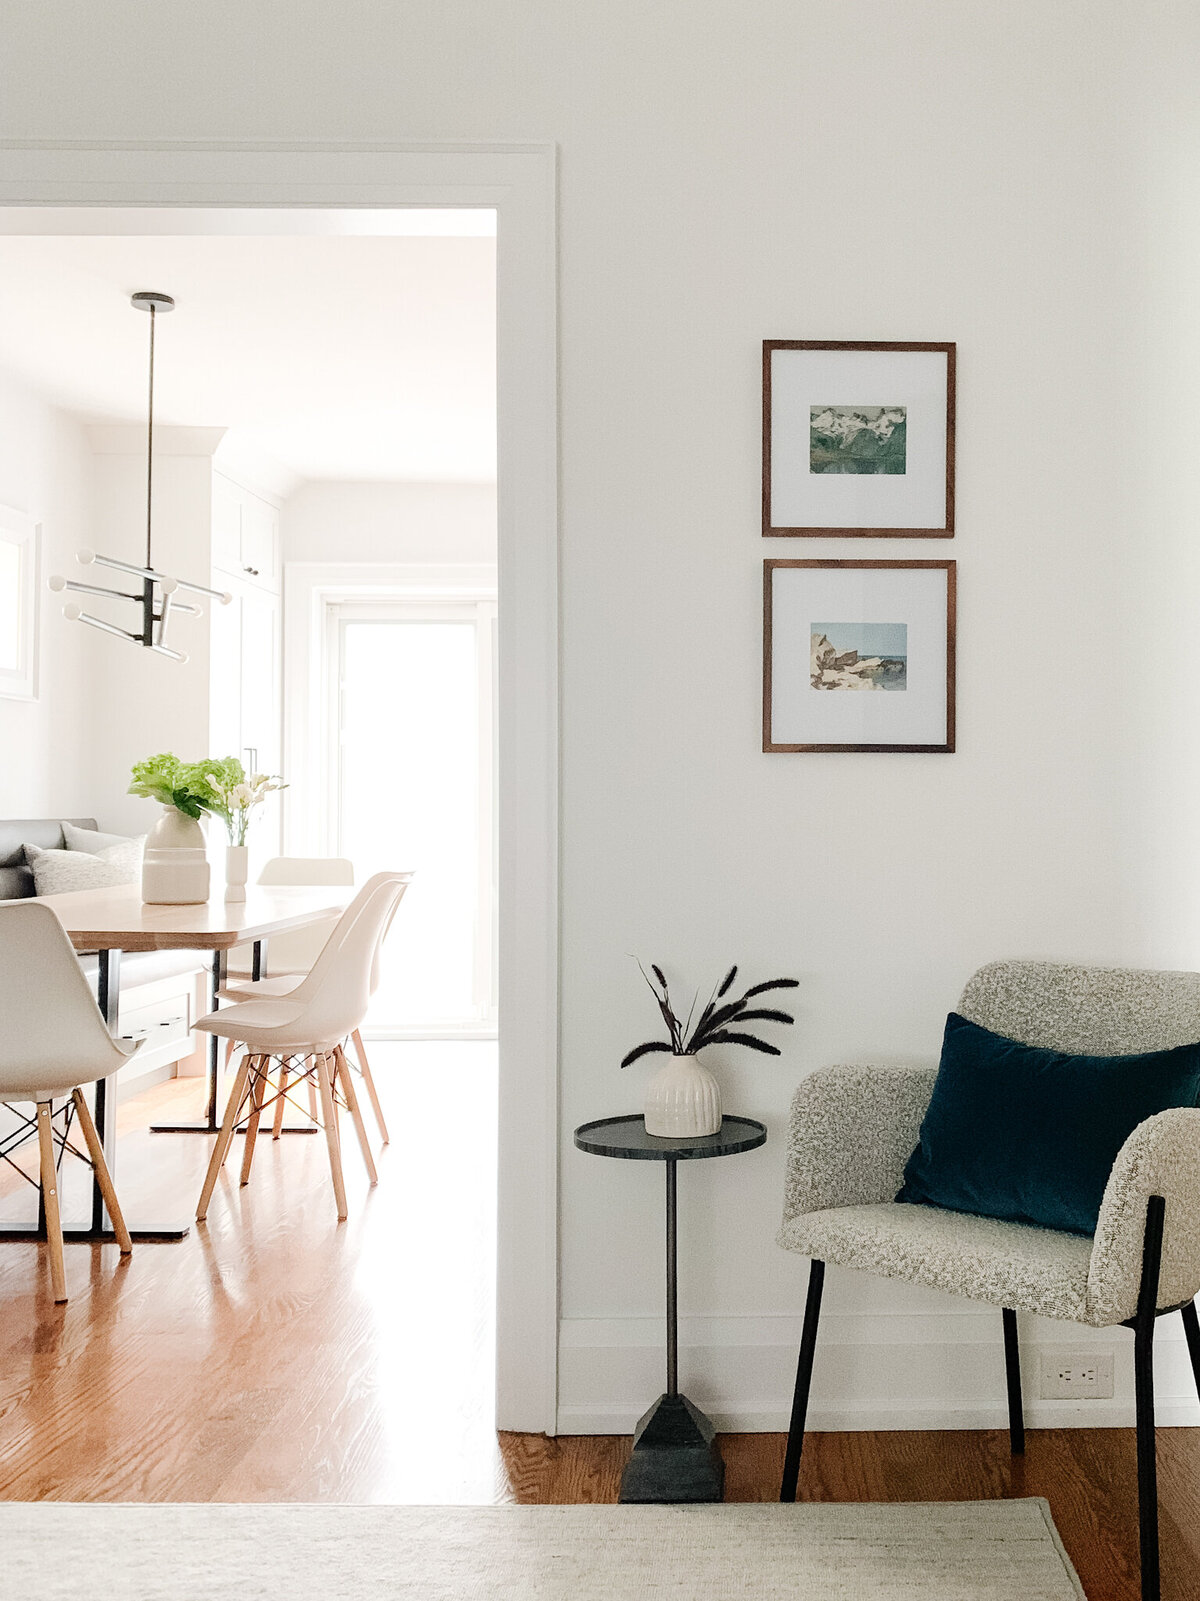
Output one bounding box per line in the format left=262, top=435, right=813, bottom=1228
left=1181, top=1301, right=1200, bottom=1406
left=197, top=1052, right=254, bottom=1221
left=239, top=1058, right=268, bottom=1185
left=316, top=1052, right=348, bottom=1221
left=780, top=1258, right=825, bottom=1502
left=335, top=1044, right=378, bottom=1185
left=306, top=1065, right=319, bottom=1124
left=36, top=1102, right=67, bottom=1303
left=272, top=1059, right=290, bottom=1139
left=352, top=1028, right=390, bottom=1144
left=1002, top=1307, right=1025, bottom=1455
left=71, top=1088, right=132, bottom=1253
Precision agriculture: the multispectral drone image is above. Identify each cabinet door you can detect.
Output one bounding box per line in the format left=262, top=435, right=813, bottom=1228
left=237, top=582, right=283, bottom=856
left=239, top=496, right=280, bottom=591
left=212, top=474, right=242, bottom=573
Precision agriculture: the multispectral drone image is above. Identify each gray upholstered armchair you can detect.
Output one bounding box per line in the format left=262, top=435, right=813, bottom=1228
left=777, top=961, right=1200, bottom=1601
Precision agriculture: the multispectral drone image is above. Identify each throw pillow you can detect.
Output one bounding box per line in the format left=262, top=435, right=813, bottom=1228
left=61, top=820, right=141, bottom=854
left=896, top=1011, right=1200, bottom=1235
left=24, top=838, right=143, bottom=894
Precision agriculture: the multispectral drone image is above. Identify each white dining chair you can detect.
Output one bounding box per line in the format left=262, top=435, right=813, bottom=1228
left=194, top=873, right=412, bottom=1223
left=219, top=856, right=403, bottom=1144
left=0, top=901, right=134, bottom=1301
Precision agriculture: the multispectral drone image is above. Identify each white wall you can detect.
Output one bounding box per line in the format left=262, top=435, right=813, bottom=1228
left=83, top=428, right=217, bottom=838
left=6, top=2, right=1200, bottom=1432
left=0, top=367, right=95, bottom=819
left=282, top=480, right=496, bottom=566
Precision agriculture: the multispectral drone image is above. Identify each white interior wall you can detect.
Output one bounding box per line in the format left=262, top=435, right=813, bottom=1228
left=0, top=367, right=94, bottom=818
left=282, top=481, right=497, bottom=566
left=3, top=2, right=1200, bottom=1432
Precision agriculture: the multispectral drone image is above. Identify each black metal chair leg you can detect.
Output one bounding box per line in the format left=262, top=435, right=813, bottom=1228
left=1181, top=1300, right=1200, bottom=1406
left=780, top=1258, right=824, bottom=1502
left=1134, top=1196, right=1166, bottom=1601
left=1002, top=1307, right=1025, bottom=1455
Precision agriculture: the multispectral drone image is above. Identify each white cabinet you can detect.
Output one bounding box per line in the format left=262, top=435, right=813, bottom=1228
left=212, top=471, right=281, bottom=593
left=210, top=473, right=284, bottom=862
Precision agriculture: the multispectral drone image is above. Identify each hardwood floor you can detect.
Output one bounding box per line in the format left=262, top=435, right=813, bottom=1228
left=0, top=1048, right=1197, bottom=1598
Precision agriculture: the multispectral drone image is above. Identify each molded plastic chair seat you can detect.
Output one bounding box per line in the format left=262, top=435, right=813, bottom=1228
left=0, top=900, right=135, bottom=1301
left=194, top=873, right=411, bottom=1224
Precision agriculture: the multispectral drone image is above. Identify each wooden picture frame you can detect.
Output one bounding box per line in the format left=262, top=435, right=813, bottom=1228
left=763, top=559, right=956, bottom=753
left=762, top=341, right=956, bottom=537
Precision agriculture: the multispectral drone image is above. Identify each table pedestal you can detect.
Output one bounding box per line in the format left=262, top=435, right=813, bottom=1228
left=619, top=1158, right=724, bottom=1503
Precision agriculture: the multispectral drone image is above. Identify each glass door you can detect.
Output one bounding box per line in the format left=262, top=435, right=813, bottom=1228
left=331, top=597, right=496, bottom=1033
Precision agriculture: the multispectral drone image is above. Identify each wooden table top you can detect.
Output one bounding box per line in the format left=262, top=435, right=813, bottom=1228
left=36, top=883, right=353, bottom=952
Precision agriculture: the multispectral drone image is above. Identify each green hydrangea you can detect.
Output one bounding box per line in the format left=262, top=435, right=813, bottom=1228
left=127, top=752, right=210, bottom=819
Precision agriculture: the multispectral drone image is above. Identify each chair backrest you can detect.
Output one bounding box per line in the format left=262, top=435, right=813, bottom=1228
left=257, top=857, right=355, bottom=887
left=369, top=874, right=411, bottom=996
left=249, top=856, right=356, bottom=974
left=286, top=872, right=412, bottom=1045
left=0, top=901, right=129, bottom=1094
left=958, top=960, right=1200, bottom=1055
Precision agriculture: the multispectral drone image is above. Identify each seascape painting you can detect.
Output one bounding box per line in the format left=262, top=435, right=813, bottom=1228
left=810, top=622, right=907, bottom=691
left=809, top=405, right=907, bottom=475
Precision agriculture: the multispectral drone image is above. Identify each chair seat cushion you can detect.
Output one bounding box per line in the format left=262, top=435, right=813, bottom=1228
left=778, top=1201, right=1094, bottom=1323
left=896, top=1011, right=1200, bottom=1235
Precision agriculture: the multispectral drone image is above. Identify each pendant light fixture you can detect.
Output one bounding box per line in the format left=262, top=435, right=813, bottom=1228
left=49, top=291, right=230, bottom=660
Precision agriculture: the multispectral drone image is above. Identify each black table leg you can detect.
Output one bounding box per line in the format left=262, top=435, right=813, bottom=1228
left=0, top=946, right=189, bottom=1243
left=151, top=947, right=230, bottom=1135
left=618, top=1156, right=724, bottom=1504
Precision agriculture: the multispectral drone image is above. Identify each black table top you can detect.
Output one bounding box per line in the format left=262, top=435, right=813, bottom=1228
left=573, top=1114, right=767, bottom=1161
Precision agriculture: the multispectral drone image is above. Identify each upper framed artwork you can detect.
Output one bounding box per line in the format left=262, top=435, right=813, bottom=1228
left=762, top=340, right=956, bottom=537
left=763, top=558, right=956, bottom=753
left=0, top=505, right=39, bottom=701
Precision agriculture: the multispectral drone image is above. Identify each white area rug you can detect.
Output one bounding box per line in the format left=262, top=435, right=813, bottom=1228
left=0, top=1499, right=1085, bottom=1599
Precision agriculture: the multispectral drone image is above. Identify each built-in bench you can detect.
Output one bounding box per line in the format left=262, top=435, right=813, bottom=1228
left=0, top=818, right=206, bottom=1089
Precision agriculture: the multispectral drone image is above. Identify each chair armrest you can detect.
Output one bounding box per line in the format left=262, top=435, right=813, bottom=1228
left=780, top=1063, right=938, bottom=1225
left=1087, top=1108, right=1200, bottom=1325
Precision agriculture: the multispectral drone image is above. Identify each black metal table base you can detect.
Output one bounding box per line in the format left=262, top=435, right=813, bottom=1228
left=0, top=1219, right=190, bottom=1242
left=619, top=1392, right=724, bottom=1503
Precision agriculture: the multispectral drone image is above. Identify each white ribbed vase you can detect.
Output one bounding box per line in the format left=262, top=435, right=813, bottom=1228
left=643, top=1053, right=722, bottom=1138
left=224, top=844, right=249, bottom=902
left=141, top=806, right=210, bottom=906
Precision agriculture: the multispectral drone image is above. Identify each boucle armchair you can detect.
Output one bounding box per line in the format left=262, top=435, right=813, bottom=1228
left=777, top=960, right=1200, bottom=1601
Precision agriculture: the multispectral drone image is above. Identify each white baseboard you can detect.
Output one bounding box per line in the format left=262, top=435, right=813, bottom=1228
left=556, top=1311, right=1200, bottom=1435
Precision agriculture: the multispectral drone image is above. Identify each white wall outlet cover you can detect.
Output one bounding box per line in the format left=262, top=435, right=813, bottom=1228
left=1039, top=1349, right=1115, bottom=1400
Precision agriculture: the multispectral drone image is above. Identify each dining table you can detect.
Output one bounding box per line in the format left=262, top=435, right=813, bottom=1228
left=0, top=881, right=352, bottom=1245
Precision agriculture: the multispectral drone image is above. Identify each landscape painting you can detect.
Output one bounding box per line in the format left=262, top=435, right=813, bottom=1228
left=810, top=621, right=907, bottom=691
left=809, top=405, right=907, bottom=475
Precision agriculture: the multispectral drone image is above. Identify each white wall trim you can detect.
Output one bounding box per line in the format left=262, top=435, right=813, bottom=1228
left=558, top=1311, right=1200, bottom=1434
left=0, top=141, right=559, bottom=1434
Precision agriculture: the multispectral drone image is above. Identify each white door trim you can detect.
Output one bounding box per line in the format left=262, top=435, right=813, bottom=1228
left=0, top=141, right=560, bottom=1434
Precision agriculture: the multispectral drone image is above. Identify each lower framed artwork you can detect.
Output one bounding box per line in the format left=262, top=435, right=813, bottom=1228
left=763, top=559, right=956, bottom=753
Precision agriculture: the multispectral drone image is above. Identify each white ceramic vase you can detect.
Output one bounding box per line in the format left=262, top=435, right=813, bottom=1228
left=643, top=1052, right=722, bottom=1138
left=141, top=806, right=210, bottom=906
left=224, top=843, right=249, bottom=903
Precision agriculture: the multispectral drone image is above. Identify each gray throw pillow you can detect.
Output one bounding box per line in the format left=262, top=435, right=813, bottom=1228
left=24, top=838, right=143, bottom=894
left=62, top=820, right=142, bottom=854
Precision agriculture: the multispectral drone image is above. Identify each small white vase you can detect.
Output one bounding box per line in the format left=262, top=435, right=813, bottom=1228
left=224, top=843, right=249, bottom=903
left=141, top=806, right=210, bottom=906
left=644, top=1053, right=722, bottom=1138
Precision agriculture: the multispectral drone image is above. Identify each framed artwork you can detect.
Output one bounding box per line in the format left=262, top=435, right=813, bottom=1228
left=762, top=340, right=955, bottom=537
left=0, top=506, right=39, bottom=701
left=763, top=559, right=955, bottom=753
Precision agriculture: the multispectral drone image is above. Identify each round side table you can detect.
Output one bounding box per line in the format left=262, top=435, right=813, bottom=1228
left=574, top=1113, right=767, bottom=1503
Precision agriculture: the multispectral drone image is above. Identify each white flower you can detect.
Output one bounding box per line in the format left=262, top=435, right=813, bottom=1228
left=229, top=783, right=254, bottom=809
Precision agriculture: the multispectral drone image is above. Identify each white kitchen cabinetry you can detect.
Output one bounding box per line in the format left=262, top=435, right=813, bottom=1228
left=210, top=474, right=283, bottom=860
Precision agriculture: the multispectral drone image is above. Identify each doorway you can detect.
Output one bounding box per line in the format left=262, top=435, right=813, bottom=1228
left=0, top=144, right=558, bottom=1434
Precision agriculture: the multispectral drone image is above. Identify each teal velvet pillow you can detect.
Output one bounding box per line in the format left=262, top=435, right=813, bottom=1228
left=896, top=1012, right=1200, bottom=1236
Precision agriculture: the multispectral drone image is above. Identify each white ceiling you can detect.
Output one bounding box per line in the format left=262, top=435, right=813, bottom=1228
left=0, top=216, right=496, bottom=483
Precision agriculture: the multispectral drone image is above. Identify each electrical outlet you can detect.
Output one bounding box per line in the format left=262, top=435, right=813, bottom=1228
left=1040, top=1349, right=1115, bottom=1399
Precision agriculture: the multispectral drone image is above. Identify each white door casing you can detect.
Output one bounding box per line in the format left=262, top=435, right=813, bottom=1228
left=0, top=143, right=560, bottom=1433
